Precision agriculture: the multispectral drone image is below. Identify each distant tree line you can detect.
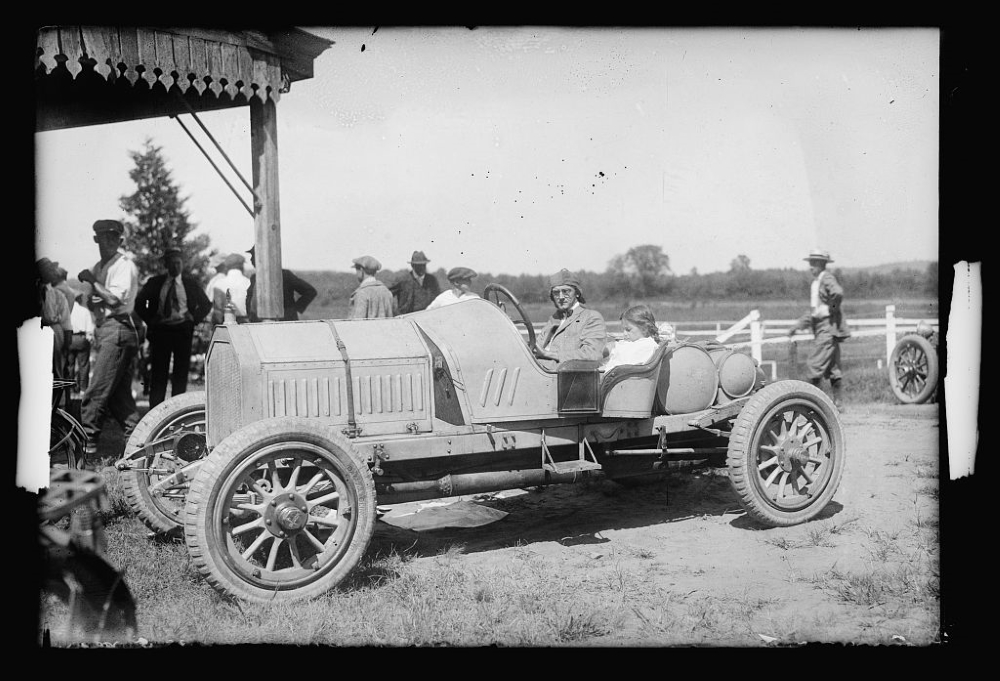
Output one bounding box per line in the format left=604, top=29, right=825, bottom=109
left=303, top=245, right=938, bottom=308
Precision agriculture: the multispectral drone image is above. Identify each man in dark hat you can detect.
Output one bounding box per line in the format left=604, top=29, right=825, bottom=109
left=135, top=246, right=213, bottom=408
left=46, top=262, right=78, bottom=311
left=390, top=250, right=441, bottom=314
left=350, top=255, right=394, bottom=319
left=787, top=249, right=851, bottom=409
left=426, top=267, right=480, bottom=309
left=76, top=219, right=141, bottom=463
left=534, top=269, right=607, bottom=370
left=245, top=245, right=318, bottom=322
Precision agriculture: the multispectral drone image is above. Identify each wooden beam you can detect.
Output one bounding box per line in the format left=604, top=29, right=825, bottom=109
left=250, top=97, right=283, bottom=320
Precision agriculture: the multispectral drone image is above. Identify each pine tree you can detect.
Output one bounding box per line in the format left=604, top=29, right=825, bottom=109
left=118, top=138, right=214, bottom=283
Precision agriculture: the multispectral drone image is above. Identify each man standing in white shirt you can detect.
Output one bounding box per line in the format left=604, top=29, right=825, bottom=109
left=76, top=219, right=141, bottom=464
left=211, top=253, right=251, bottom=325
left=67, top=282, right=96, bottom=396
left=425, top=267, right=480, bottom=309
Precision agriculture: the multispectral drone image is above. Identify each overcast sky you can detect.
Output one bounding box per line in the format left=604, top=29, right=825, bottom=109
left=34, top=26, right=939, bottom=278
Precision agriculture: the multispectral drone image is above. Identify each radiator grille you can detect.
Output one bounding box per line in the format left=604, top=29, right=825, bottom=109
left=268, top=370, right=425, bottom=420
left=206, top=341, right=241, bottom=446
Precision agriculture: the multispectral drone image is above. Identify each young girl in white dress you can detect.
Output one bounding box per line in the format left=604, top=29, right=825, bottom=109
left=602, top=304, right=661, bottom=372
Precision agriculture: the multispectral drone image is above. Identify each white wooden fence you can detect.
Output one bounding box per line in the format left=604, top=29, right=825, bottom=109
left=533, top=304, right=938, bottom=382
left=702, top=304, right=937, bottom=365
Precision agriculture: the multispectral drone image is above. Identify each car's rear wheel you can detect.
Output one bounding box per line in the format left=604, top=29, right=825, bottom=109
left=889, top=334, right=939, bottom=404
left=121, top=391, right=207, bottom=535
left=727, top=381, right=845, bottom=527
left=184, top=418, right=376, bottom=604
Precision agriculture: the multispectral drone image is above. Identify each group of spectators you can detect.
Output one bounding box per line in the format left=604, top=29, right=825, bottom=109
left=35, top=221, right=321, bottom=467
left=344, top=252, right=669, bottom=374
left=37, top=219, right=849, bottom=468
left=348, top=249, right=480, bottom=318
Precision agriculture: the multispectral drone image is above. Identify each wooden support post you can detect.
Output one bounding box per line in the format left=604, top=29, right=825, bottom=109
left=885, top=304, right=896, bottom=364
left=749, top=310, right=762, bottom=364
left=250, top=96, right=284, bottom=321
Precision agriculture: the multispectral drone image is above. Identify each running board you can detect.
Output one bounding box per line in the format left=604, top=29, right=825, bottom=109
left=541, top=428, right=603, bottom=474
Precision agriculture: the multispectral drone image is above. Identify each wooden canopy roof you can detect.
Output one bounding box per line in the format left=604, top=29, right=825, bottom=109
left=35, top=26, right=333, bottom=132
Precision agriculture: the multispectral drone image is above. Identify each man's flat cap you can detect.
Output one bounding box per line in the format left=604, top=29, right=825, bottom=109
left=223, top=253, right=246, bottom=270
left=353, top=255, right=382, bottom=272
left=548, top=269, right=586, bottom=303
left=447, top=266, right=477, bottom=281
left=93, top=219, right=125, bottom=235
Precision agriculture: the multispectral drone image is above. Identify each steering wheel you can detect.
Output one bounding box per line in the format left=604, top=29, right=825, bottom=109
left=483, top=283, right=537, bottom=353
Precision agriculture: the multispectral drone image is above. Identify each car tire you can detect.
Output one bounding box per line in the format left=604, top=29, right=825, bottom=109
left=121, top=391, right=207, bottom=535
left=727, top=381, right=846, bottom=527
left=889, top=334, right=939, bottom=404
left=184, top=418, right=376, bottom=604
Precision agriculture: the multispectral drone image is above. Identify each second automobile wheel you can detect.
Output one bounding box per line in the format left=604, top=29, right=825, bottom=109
left=121, top=391, right=207, bottom=534
left=183, top=418, right=377, bottom=604
left=889, top=333, right=939, bottom=404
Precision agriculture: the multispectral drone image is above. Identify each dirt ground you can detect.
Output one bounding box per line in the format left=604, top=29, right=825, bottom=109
left=35, top=397, right=944, bottom=647
left=370, top=402, right=942, bottom=645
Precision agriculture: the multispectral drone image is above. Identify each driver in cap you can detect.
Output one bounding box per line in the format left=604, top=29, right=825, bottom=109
left=534, top=269, right=607, bottom=370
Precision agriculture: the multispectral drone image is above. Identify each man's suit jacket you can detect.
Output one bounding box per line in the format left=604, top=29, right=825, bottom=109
left=247, top=269, right=318, bottom=322
left=136, top=273, right=213, bottom=329
left=390, top=271, right=441, bottom=314
left=537, top=305, right=607, bottom=369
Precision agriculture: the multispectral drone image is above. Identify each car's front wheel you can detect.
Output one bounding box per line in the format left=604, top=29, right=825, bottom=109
left=183, top=418, right=376, bottom=604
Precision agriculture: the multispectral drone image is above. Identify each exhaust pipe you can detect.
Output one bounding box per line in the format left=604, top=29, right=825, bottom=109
left=375, top=469, right=599, bottom=505
left=374, top=456, right=712, bottom=505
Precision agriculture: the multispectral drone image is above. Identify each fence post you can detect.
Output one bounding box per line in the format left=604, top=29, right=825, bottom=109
left=749, top=310, right=762, bottom=364
left=885, top=304, right=896, bottom=364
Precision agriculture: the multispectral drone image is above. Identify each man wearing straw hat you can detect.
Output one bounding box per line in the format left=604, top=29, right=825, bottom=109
left=787, top=249, right=851, bottom=409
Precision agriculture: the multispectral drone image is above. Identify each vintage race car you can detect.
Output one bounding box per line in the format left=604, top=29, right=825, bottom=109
left=118, top=284, right=846, bottom=604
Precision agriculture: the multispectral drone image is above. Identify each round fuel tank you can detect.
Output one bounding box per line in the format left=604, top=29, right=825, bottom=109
left=711, top=349, right=758, bottom=399
left=654, top=344, right=720, bottom=415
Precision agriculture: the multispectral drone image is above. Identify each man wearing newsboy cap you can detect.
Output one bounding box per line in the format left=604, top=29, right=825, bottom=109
left=426, top=267, right=480, bottom=309
left=135, top=245, right=213, bottom=408
left=534, top=269, right=607, bottom=370
left=787, top=249, right=851, bottom=409
left=350, top=255, right=394, bottom=319
left=390, top=250, right=441, bottom=314
left=75, top=219, right=141, bottom=464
